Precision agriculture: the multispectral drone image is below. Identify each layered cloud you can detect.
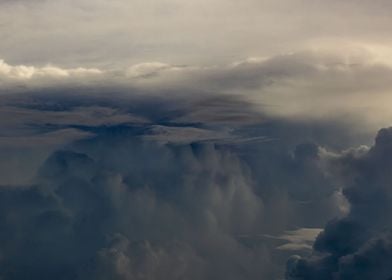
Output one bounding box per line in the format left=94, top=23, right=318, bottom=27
left=3, top=84, right=387, bottom=278
left=1, top=0, right=392, bottom=67
left=2, top=46, right=392, bottom=131
left=0, top=43, right=391, bottom=279
left=0, top=59, right=102, bottom=81
left=1, top=1, right=391, bottom=278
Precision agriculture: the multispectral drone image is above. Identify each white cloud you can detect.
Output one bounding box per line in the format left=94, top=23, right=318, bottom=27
left=0, top=59, right=102, bottom=80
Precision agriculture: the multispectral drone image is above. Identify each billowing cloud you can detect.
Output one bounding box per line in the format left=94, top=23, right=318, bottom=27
left=0, top=127, right=267, bottom=279
left=0, top=81, right=353, bottom=279
left=1, top=1, right=391, bottom=278
left=286, top=127, right=392, bottom=279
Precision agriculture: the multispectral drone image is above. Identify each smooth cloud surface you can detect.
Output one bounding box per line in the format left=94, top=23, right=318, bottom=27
left=1, top=0, right=392, bottom=67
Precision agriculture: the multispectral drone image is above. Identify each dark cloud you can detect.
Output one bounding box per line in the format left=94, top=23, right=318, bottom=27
left=3, top=49, right=392, bottom=133
left=0, top=50, right=389, bottom=278
left=0, top=86, right=357, bottom=279
left=286, top=127, right=392, bottom=279
left=0, top=129, right=267, bottom=279
left=0, top=0, right=391, bottom=278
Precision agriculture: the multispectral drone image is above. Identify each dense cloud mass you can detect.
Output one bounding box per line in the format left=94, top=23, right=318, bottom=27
left=0, top=46, right=391, bottom=278
left=1, top=1, right=392, bottom=276
left=0, top=137, right=264, bottom=279
left=0, top=83, right=354, bottom=279
left=286, top=128, right=392, bottom=279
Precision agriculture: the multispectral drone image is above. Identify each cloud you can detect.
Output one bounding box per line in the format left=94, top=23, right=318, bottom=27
left=1, top=1, right=391, bottom=278
left=0, top=59, right=102, bottom=80
left=286, top=127, right=392, bottom=279
left=1, top=0, right=392, bottom=67
left=0, top=48, right=390, bottom=279
left=125, top=62, right=184, bottom=79
left=0, top=80, right=358, bottom=279
left=0, top=128, right=269, bottom=279
left=274, top=228, right=323, bottom=252
left=2, top=46, right=392, bottom=132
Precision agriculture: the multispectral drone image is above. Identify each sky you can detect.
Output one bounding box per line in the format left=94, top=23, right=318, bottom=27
left=1, top=1, right=392, bottom=279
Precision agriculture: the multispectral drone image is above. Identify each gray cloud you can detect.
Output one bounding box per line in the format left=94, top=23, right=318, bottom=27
left=0, top=84, right=356, bottom=279
left=1, top=0, right=392, bottom=67
left=286, top=127, right=392, bottom=279
left=2, top=48, right=392, bottom=133
left=0, top=129, right=267, bottom=279
left=276, top=228, right=323, bottom=252
left=0, top=1, right=390, bottom=278
left=0, top=38, right=390, bottom=279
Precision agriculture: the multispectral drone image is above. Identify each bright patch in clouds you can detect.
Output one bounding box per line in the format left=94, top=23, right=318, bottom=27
left=0, top=59, right=102, bottom=80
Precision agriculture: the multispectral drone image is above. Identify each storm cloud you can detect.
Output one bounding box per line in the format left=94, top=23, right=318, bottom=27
left=1, top=1, right=392, bottom=277
left=286, top=128, right=392, bottom=279
left=0, top=80, right=353, bottom=279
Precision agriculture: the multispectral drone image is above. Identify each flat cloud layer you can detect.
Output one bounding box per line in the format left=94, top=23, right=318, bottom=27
left=1, top=47, right=392, bottom=131
left=1, top=0, right=392, bottom=67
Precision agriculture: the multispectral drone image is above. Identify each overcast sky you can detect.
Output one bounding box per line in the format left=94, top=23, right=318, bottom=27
left=1, top=0, right=392, bottom=67
left=2, top=0, right=392, bottom=130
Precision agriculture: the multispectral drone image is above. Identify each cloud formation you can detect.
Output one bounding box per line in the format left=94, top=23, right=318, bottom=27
left=0, top=59, right=102, bottom=80
left=274, top=228, right=323, bottom=252
left=0, top=80, right=353, bottom=279
left=0, top=127, right=267, bottom=280
left=2, top=47, right=392, bottom=131
left=1, top=0, right=392, bottom=67
left=286, top=127, right=392, bottom=279
left=1, top=1, right=391, bottom=278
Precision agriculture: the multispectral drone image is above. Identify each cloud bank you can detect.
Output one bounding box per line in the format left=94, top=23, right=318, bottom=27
left=0, top=45, right=390, bottom=279
left=1, top=0, right=392, bottom=278
left=0, top=73, right=351, bottom=279
left=2, top=47, right=392, bottom=131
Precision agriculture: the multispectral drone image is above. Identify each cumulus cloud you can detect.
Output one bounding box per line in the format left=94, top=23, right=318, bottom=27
left=286, top=127, right=392, bottom=279
left=0, top=45, right=390, bottom=279
left=1, top=1, right=391, bottom=279
left=0, top=128, right=268, bottom=279
left=0, top=80, right=356, bottom=279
